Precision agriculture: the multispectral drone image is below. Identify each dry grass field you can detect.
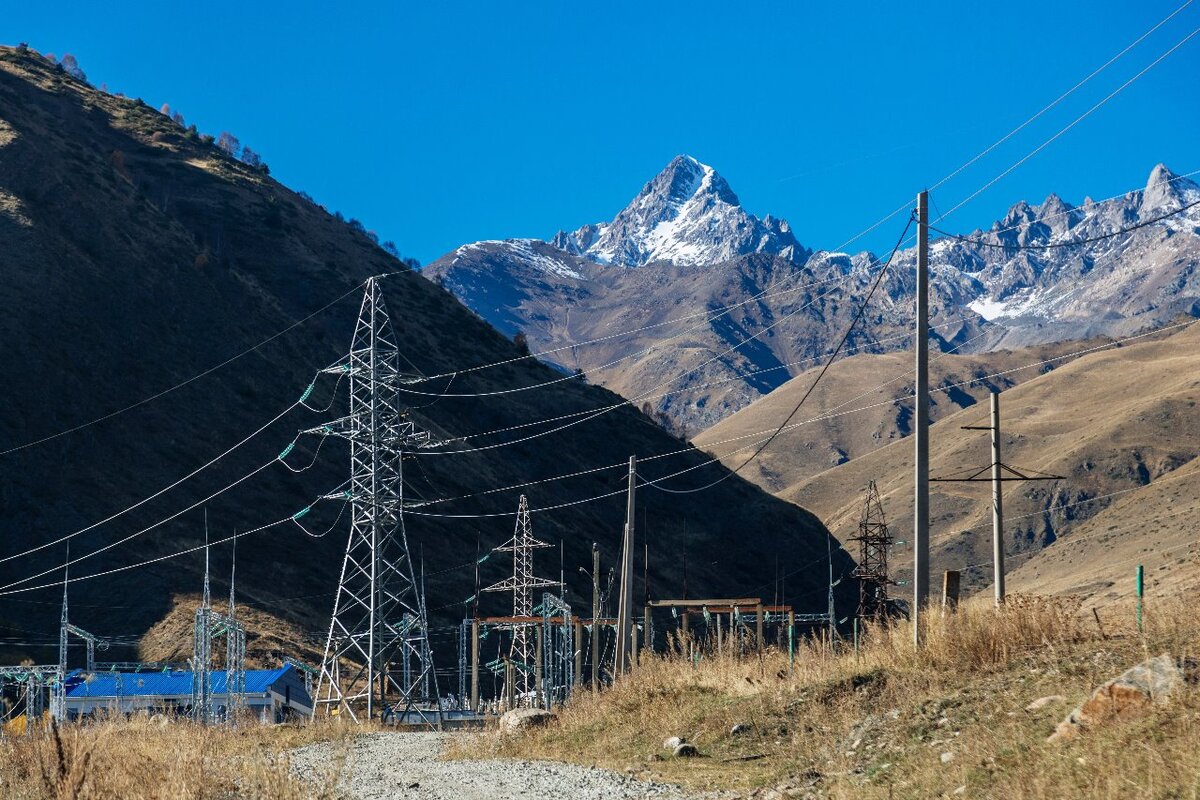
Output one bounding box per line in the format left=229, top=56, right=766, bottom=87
left=472, top=594, right=1200, bottom=799
left=697, top=321, right=1200, bottom=600
left=693, top=338, right=1095, bottom=492
left=0, top=716, right=356, bottom=800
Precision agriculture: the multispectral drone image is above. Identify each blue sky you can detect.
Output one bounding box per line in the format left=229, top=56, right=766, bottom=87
left=5, top=1, right=1198, bottom=264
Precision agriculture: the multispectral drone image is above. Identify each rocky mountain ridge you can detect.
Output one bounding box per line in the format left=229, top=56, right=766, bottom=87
left=426, top=158, right=1200, bottom=434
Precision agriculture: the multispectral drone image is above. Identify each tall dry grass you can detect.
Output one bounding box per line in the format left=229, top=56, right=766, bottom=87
left=0, top=715, right=355, bottom=800
left=472, top=594, right=1200, bottom=798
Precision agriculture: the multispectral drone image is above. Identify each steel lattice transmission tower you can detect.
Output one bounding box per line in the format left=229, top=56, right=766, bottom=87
left=482, top=495, right=559, bottom=695
left=850, top=481, right=893, bottom=624
left=314, top=276, right=441, bottom=724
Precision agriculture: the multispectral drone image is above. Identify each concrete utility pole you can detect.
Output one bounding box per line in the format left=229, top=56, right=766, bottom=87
left=989, top=392, right=1005, bottom=606
left=913, top=190, right=931, bottom=647
left=591, top=543, right=600, bottom=693
left=932, top=388, right=1061, bottom=608
left=614, top=455, right=636, bottom=675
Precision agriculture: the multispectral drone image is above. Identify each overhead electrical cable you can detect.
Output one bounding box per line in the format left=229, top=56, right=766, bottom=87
left=397, top=3, right=1195, bottom=385
left=0, top=460, right=341, bottom=591
left=931, top=197, right=1200, bottom=250
left=404, top=311, right=1198, bottom=523
left=935, top=22, right=1200, bottom=222
left=927, top=0, right=1194, bottom=197
left=409, top=266, right=884, bottom=456
left=636, top=213, right=916, bottom=494
left=0, top=483, right=349, bottom=597
left=0, top=389, right=324, bottom=565
left=396, top=268, right=864, bottom=397
left=0, top=279, right=370, bottom=457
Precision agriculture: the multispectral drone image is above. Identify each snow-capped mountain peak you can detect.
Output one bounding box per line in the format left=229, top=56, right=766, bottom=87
left=550, top=155, right=806, bottom=267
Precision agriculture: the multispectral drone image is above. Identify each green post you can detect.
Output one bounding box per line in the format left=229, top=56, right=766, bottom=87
left=853, top=618, right=860, bottom=662
left=1136, top=564, right=1144, bottom=633
left=788, top=623, right=794, bottom=675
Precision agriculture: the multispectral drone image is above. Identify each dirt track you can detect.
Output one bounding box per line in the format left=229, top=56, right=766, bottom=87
left=290, top=731, right=697, bottom=800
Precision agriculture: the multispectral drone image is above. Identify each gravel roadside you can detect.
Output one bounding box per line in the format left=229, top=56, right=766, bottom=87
left=289, top=732, right=700, bottom=800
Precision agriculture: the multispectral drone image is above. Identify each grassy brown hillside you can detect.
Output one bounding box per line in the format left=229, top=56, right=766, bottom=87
left=480, top=593, right=1200, bottom=799
left=0, top=46, right=850, bottom=668
left=727, top=321, right=1200, bottom=598
left=694, top=338, right=1094, bottom=493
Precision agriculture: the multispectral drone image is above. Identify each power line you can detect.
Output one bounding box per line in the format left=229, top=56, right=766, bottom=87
left=0, top=364, right=346, bottom=565
left=0, top=279, right=370, bottom=457
left=927, top=0, right=1195, bottom=198
left=936, top=22, right=1200, bottom=222
left=0, top=483, right=348, bottom=597
left=411, top=270, right=873, bottom=456
left=638, top=213, right=917, bottom=495
left=397, top=313, right=1197, bottom=521
left=0, top=456, right=337, bottom=592
left=931, top=197, right=1200, bottom=250
left=408, top=266, right=863, bottom=393
left=951, top=167, right=1200, bottom=242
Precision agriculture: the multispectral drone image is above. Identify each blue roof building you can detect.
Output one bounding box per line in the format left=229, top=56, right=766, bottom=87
left=62, top=664, right=313, bottom=722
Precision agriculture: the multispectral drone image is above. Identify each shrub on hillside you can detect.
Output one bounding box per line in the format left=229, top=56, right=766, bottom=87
left=216, top=131, right=240, bottom=158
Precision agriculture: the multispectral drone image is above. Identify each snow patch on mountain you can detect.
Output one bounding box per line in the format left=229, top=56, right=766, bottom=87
left=455, top=239, right=584, bottom=280
left=550, top=155, right=807, bottom=267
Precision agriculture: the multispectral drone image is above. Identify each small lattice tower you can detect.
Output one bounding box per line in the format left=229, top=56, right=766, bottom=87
left=482, top=495, right=559, bottom=695
left=850, top=481, right=892, bottom=623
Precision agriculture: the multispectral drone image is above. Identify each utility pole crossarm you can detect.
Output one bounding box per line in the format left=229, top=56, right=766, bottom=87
left=930, top=391, right=1065, bottom=607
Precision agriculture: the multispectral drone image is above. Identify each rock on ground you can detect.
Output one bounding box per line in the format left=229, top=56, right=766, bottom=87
left=1049, top=654, right=1185, bottom=742
left=1025, top=695, right=1065, bottom=712
left=290, top=732, right=699, bottom=800
left=498, top=707, right=554, bottom=735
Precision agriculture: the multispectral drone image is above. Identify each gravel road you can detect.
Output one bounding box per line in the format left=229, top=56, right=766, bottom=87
left=290, top=732, right=699, bottom=800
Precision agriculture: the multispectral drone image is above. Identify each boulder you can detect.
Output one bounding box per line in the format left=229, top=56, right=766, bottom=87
left=1025, top=695, right=1066, bottom=711
left=663, top=736, right=684, bottom=750
left=730, top=723, right=751, bottom=736
left=673, top=742, right=699, bottom=758
left=1049, top=654, right=1183, bottom=743
left=498, top=707, right=554, bottom=735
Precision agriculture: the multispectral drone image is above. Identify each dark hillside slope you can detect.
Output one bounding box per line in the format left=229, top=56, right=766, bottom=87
left=0, top=48, right=850, bottom=664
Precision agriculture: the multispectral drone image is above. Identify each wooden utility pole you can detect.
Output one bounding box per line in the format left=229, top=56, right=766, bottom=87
left=590, top=544, right=600, bottom=693
left=913, top=189, right=931, bottom=647
left=614, top=455, right=636, bottom=675
left=989, top=392, right=1005, bottom=606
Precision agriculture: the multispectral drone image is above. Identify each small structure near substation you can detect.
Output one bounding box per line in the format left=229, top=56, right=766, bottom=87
left=0, top=534, right=316, bottom=733
left=60, top=664, right=312, bottom=722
